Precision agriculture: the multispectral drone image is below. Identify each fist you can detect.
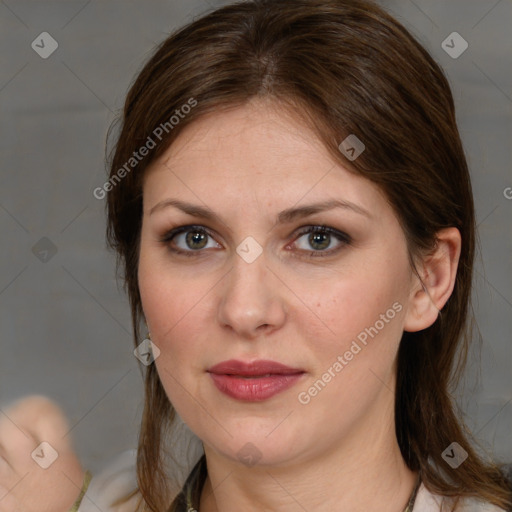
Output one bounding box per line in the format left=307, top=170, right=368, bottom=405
left=0, top=396, right=85, bottom=512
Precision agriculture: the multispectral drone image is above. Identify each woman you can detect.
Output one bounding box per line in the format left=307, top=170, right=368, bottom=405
left=104, top=0, right=512, bottom=509
left=1, top=0, right=510, bottom=511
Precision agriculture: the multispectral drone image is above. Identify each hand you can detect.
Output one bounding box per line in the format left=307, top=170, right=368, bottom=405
left=0, top=395, right=85, bottom=512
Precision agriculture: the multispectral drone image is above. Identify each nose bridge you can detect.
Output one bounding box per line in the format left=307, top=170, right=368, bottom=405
left=217, top=249, right=286, bottom=337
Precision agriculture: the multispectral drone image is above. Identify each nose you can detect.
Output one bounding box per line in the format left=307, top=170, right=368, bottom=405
left=216, top=250, right=287, bottom=339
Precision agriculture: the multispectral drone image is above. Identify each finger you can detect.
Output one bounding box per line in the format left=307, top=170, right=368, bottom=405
left=0, top=411, right=36, bottom=477
left=0, top=473, right=26, bottom=512
left=4, top=396, right=70, bottom=444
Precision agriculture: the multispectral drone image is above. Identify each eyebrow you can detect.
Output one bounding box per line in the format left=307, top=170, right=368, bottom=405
left=149, top=198, right=371, bottom=223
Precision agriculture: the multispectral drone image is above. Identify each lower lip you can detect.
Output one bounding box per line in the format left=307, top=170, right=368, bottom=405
left=209, top=373, right=304, bottom=401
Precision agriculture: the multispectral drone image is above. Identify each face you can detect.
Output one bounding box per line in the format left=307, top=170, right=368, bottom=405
left=138, top=98, right=417, bottom=467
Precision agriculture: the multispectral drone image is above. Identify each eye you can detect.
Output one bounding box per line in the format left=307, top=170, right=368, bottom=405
left=290, top=225, right=351, bottom=257
left=160, top=224, right=351, bottom=259
left=160, top=225, right=221, bottom=256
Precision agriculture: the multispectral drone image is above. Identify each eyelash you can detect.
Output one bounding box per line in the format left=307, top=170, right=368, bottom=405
left=159, top=224, right=351, bottom=259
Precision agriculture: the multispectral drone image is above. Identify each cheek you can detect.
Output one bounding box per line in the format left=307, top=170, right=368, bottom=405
left=297, top=263, right=409, bottom=365
left=138, top=251, right=205, bottom=337
left=304, top=274, right=398, bottom=331
left=138, top=256, right=215, bottom=401
left=295, top=276, right=407, bottom=411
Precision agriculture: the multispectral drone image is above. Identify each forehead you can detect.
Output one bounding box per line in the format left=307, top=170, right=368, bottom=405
left=143, top=99, right=387, bottom=215
left=151, top=99, right=327, bottom=172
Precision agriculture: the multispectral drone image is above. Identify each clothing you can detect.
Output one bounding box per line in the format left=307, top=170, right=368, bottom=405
left=75, top=450, right=139, bottom=512
left=74, top=450, right=507, bottom=512
left=69, top=470, right=92, bottom=512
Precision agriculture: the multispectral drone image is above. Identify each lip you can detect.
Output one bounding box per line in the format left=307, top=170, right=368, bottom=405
left=207, top=359, right=305, bottom=401
left=208, top=359, right=304, bottom=376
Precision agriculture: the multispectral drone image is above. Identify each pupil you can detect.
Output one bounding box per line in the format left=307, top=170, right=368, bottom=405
left=186, top=231, right=207, bottom=249
left=310, top=232, right=329, bottom=250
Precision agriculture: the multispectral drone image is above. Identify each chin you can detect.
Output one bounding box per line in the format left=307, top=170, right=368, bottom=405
left=202, top=424, right=304, bottom=468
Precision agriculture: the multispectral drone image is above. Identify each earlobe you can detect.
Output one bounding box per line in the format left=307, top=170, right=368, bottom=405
left=403, top=227, right=461, bottom=333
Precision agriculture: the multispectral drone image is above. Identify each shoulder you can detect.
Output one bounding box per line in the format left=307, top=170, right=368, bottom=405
left=78, top=450, right=140, bottom=512
left=413, top=483, right=507, bottom=512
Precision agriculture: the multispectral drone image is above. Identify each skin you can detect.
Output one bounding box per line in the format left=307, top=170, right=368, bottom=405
left=0, top=99, right=460, bottom=511
left=139, top=98, right=461, bottom=512
left=0, top=396, right=84, bottom=512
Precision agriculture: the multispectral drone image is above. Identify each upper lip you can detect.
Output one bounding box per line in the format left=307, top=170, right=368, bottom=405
left=208, top=359, right=304, bottom=376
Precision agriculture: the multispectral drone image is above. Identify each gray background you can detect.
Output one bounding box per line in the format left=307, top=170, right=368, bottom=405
left=0, top=0, right=510, bottom=475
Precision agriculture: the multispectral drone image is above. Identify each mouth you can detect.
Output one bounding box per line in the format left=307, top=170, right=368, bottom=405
left=208, top=359, right=304, bottom=376
left=207, top=359, right=305, bottom=401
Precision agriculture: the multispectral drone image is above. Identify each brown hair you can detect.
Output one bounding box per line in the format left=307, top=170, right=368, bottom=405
left=105, top=0, right=512, bottom=510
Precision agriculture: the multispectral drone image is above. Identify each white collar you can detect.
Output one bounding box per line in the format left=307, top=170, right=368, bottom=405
left=412, top=482, right=505, bottom=512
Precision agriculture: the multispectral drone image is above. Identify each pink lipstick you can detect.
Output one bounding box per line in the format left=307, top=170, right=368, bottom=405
left=208, top=359, right=305, bottom=401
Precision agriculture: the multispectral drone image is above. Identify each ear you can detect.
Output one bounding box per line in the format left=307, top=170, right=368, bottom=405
left=403, top=227, right=461, bottom=333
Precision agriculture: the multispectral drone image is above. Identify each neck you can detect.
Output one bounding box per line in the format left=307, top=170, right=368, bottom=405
left=199, top=396, right=418, bottom=512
